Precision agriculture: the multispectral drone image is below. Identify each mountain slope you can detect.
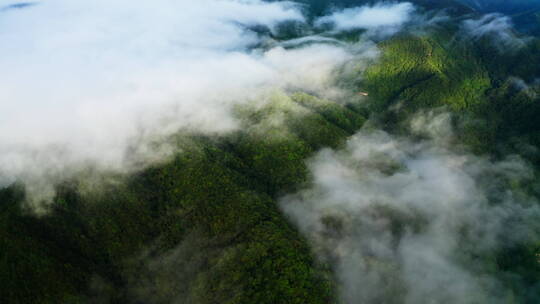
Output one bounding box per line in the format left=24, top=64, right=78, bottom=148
left=1, top=93, right=366, bottom=303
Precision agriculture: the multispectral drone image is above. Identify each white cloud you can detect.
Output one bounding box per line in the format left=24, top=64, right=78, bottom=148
left=315, top=2, right=415, bottom=36
left=0, top=0, right=362, bottom=204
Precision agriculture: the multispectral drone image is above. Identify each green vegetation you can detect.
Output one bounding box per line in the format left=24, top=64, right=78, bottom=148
left=361, top=30, right=540, bottom=155
left=1, top=93, right=362, bottom=303
left=363, top=34, right=491, bottom=112
left=361, top=28, right=540, bottom=302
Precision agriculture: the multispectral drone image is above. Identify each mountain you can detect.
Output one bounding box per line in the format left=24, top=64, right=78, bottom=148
left=2, top=1, right=540, bottom=303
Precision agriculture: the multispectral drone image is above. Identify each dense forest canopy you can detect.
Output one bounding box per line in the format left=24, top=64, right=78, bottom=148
left=1, top=0, right=540, bottom=303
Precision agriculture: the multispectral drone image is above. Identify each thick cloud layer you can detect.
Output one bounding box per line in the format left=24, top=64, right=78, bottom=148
left=281, top=112, right=540, bottom=303
left=0, top=0, right=437, bottom=205
left=0, top=0, right=364, bottom=203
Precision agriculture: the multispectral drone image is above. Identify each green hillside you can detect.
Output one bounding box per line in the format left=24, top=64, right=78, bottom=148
left=1, top=93, right=367, bottom=303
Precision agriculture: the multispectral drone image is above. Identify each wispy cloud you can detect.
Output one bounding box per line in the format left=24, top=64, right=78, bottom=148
left=462, top=13, right=530, bottom=50
left=281, top=112, right=540, bottom=303
left=315, top=2, right=415, bottom=37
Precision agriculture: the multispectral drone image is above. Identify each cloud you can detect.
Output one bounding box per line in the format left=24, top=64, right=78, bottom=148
left=278, top=35, right=347, bottom=48
left=315, top=2, right=415, bottom=36
left=0, top=0, right=463, bottom=206
left=0, top=0, right=364, bottom=204
left=0, top=2, right=37, bottom=12
left=280, top=112, right=540, bottom=303
left=508, top=76, right=539, bottom=98
left=461, top=13, right=529, bottom=50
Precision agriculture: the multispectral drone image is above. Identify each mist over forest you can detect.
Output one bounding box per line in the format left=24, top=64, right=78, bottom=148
left=1, top=0, right=540, bottom=303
